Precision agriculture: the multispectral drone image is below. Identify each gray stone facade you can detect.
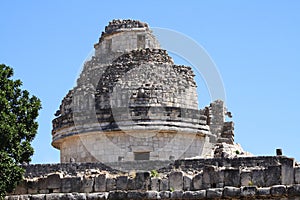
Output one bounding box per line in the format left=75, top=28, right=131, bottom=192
left=6, top=18, right=300, bottom=200
left=8, top=156, right=300, bottom=199
left=51, top=19, right=241, bottom=163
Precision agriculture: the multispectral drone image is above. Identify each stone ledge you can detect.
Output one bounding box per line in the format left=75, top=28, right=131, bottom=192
left=6, top=185, right=300, bottom=200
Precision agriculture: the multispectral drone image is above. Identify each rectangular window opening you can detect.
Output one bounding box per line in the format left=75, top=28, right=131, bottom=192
left=134, top=152, right=150, bottom=161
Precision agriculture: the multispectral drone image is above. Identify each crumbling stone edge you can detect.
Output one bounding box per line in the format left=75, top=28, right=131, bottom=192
left=6, top=184, right=300, bottom=200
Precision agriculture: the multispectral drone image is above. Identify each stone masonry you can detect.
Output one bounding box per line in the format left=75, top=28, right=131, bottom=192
left=7, top=19, right=299, bottom=199
left=8, top=156, right=300, bottom=199
left=51, top=19, right=244, bottom=164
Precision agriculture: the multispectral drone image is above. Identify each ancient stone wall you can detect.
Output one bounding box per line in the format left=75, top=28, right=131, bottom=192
left=7, top=156, right=300, bottom=199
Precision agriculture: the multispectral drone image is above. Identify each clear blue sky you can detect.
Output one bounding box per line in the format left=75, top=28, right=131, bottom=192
left=1, top=1, right=299, bottom=163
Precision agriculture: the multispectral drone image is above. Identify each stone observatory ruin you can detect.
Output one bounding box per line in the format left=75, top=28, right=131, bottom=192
left=52, top=19, right=247, bottom=164
left=8, top=19, right=300, bottom=200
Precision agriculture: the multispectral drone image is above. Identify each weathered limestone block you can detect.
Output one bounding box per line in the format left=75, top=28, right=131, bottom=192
left=295, top=167, right=300, bottom=184
left=240, top=171, right=252, bottom=186
left=27, top=180, right=39, bottom=194
left=223, top=168, right=240, bottom=187
left=127, top=178, right=135, bottom=190
left=159, top=178, right=169, bottom=191
left=202, top=166, right=223, bottom=189
left=270, top=185, right=287, bottom=197
left=94, top=174, right=106, bottom=192
left=159, top=191, right=170, bottom=199
left=265, top=166, right=281, bottom=186
left=108, top=191, right=127, bottom=200
left=146, top=191, right=160, bottom=199
left=183, top=175, right=192, bottom=191
left=223, top=186, right=240, bottom=198
left=134, top=172, right=150, bottom=190
left=287, top=184, right=300, bottom=197
left=206, top=188, right=223, bottom=199
left=257, top=187, right=271, bottom=197
left=182, top=190, right=206, bottom=199
left=127, top=191, right=147, bottom=199
left=61, top=177, right=81, bottom=193
left=170, top=190, right=183, bottom=199
left=192, top=173, right=202, bottom=190
left=252, top=169, right=265, bottom=187
left=240, top=186, right=257, bottom=197
left=281, top=157, right=295, bottom=185
left=150, top=178, right=160, bottom=191
left=116, top=176, right=128, bottom=190
left=169, top=171, right=183, bottom=190
left=86, top=192, right=108, bottom=200
left=46, top=173, right=62, bottom=190
left=106, top=177, right=116, bottom=191
left=81, top=176, right=94, bottom=193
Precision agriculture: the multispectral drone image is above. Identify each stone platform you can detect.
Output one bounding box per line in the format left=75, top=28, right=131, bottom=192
left=7, top=156, right=300, bottom=199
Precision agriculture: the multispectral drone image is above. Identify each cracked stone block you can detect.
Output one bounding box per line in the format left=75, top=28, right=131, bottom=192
left=252, top=169, right=265, bottom=187
left=135, top=172, right=150, bottom=190
left=94, top=174, right=106, bottom=192
left=206, top=188, right=223, bottom=198
left=127, top=178, right=135, bottom=190
left=183, top=176, right=192, bottom=191
left=127, top=191, right=147, bottom=199
left=108, top=191, right=127, bottom=200
left=170, top=191, right=183, bottom=199
left=46, top=174, right=62, bottom=190
left=159, top=178, right=169, bottom=191
left=146, top=191, right=159, bottom=199
left=241, top=186, right=257, bottom=197
left=265, top=166, right=281, bottom=186
left=106, top=178, right=116, bottom=191
left=61, top=177, right=81, bottom=193
left=150, top=178, right=160, bottom=191
left=257, top=187, right=270, bottom=197
left=116, top=176, right=128, bottom=190
left=270, top=185, right=287, bottom=197
left=192, top=173, right=202, bottom=190
left=81, top=176, right=94, bottom=193
left=240, top=171, right=251, bottom=186
left=223, top=186, right=240, bottom=198
left=223, top=168, right=240, bottom=187
left=169, top=171, right=183, bottom=190
left=295, top=168, right=300, bottom=184
left=159, top=191, right=170, bottom=199
left=287, top=184, right=300, bottom=197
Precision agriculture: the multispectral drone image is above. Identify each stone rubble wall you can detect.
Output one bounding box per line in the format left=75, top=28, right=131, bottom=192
left=8, top=156, right=300, bottom=199
left=7, top=185, right=300, bottom=200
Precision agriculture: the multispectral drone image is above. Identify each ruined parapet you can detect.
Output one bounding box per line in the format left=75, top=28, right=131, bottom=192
left=94, top=19, right=160, bottom=64
left=8, top=156, right=300, bottom=199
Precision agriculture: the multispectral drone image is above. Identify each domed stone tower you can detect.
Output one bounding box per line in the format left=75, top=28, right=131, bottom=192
left=52, top=19, right=238, bottom=163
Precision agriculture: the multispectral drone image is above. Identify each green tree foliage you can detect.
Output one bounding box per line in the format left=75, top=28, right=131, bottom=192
left=0, top=64, right=41, bottom=198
